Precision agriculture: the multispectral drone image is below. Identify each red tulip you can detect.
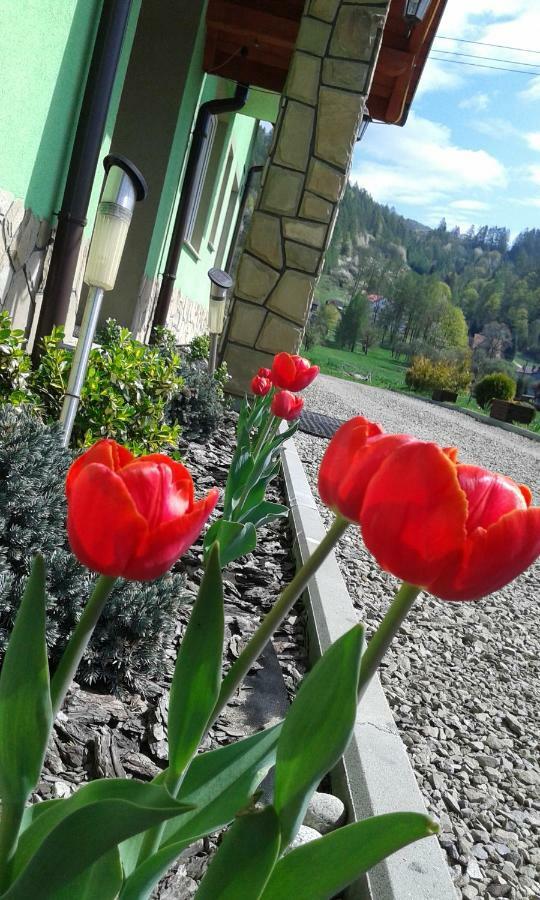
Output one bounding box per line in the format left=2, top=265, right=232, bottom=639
left=258, top=367, right=272, bottom=379
left=318, top=416, right=414, bottom=523
left=251, top=374, right=272, bottom=396
left=271, top=352, right=319, bottom=392
left=271, top=390, right=304, bottom=421
left=360, top=441, right=540, bottom=601
left=66, top=440, right=218, bottom=581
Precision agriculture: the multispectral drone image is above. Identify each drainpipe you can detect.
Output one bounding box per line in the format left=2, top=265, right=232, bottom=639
left=149, top=82, right=249, bottom=338
left=32, top=0, right=132, bottom=363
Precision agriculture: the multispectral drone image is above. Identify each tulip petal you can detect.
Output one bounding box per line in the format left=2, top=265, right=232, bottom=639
left=67, top=463, right=147, bottom=577
left=361, top=442, right=468, bottom=588
left=431, top=507, right=540, bottom=601
left=272, top=353, right=297, bottom=389
left=318, top=417, right=383, bottom=512
left=120, top=460, right=193, bottom=525
left=123, top=489, right=219, bottom=580
left=66, top=439, right=134, bottom=498
left=457, top=465, right=528, bottom=532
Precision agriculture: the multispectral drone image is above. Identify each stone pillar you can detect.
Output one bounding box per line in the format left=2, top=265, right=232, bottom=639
left=221, top=0, right=389, bottom=393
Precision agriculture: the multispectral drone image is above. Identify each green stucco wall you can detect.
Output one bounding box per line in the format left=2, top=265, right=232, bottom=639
left=0, top=0, right=100, bottom=218
left=0, top=0, right=140, bottom=224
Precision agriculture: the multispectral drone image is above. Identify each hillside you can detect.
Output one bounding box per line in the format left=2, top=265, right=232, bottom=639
left=322, top=184, right=540, bottom=359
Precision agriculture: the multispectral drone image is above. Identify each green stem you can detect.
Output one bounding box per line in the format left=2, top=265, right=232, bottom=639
left=357, top=582, right=421, bottom=701
left=50, top=575, right=118, bottom=717
left=212, top=515, right=350, bottom=723
left=0, top=801, right=24, bottom=890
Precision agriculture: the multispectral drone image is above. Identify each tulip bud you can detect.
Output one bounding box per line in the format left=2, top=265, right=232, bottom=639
left=251, top=375, right=272, bottom=396
left=271, top=390, right=304, bottom=421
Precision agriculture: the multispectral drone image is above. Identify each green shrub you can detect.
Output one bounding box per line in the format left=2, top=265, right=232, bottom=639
left=474, top=372, right=516, bottom=409
left=405, top=355, right=471, bottom=394
left=0, top=405, right=188, bottom=690
left=186, top=333, right=210, bottom=361
left=167, top=361, right=225, bottom=441
left=30, top=320, right=183, bottom=453
left=0, top=311, right=31, bottom=404
left=474, top=353, right=517, bottom=380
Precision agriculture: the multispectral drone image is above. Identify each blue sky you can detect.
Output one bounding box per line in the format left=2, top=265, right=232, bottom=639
left=350, top=0, right=540, bottom=241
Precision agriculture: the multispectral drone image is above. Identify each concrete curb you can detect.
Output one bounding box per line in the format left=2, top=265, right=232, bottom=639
left=281, top=435, right=457, bottom=900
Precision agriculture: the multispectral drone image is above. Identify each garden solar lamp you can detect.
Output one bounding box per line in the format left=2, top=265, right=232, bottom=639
left=59, top=155, right=147, bottom=446
left=207, top=267, right=233, bottom=375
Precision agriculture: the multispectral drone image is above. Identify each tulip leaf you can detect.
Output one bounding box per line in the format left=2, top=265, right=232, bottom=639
left=222, top=448, right=253, bottom=519
left=52, top=847, right=122, bottom=900
left=119, top=726, right=281, bottom=899
left=260, top=813, right=438, bottom=900
left=195, top=806, right=280, bottom=900
left=274, top=625, right=364, bottom=848
left=238, top=501, right=289, bottom=530
left=168, top=543, right=224, bottom=779
left=204, top=520, right=257, bottom=567
left=0, top=555, right=52, bottom=805
left=7, top=779, right=193, bottom=898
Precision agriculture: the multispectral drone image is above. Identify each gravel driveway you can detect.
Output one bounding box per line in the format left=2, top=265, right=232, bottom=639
left=295, top=375, right=540, bottom=900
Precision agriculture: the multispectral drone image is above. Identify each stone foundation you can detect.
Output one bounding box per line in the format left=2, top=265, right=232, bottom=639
left=133, top=276, right=208, bottom=345
left=0, top=191, right=51, bottom=339
left=221, top=0, right=389, bottom=394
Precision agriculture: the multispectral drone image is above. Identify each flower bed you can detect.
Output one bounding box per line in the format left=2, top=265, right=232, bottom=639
left=1, top=351, right=538, bottom=900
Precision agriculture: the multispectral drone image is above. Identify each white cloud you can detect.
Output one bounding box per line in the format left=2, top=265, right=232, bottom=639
left=351, top=113, right=507, bottom=211
left=525, top=132, right=540, bottom=151
left=520, top=77, right=540, bottom=102
left=527, top=165, right=540, bottom=185
left=459, top=93, right=491, bottom=112
left=450, top=200, right=490, bottom=210
left=473, top=118, right=521, bottom=141
left=416, top=59, right=464, bottom=96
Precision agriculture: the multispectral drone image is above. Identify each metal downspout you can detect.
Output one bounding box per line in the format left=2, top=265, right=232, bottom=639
left=32, top=0, right=133, bottom=362
left=149, top=82, right=249, bottom=337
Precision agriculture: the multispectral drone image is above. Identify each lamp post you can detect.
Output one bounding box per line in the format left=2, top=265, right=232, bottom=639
left=403, top=0, right=431, bottom=24
left=207, top=267, right=232, bottom=376
left=59, top=155, right=147, bottom=446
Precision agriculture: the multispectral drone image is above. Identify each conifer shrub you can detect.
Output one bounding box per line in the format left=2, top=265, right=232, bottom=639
left=474, top=372, right=516, bottom=410
left=0, top=406, right=187, bottom=689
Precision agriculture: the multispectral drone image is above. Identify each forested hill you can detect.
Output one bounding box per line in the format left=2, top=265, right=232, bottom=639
left=324, top=183, right=540, bottom=357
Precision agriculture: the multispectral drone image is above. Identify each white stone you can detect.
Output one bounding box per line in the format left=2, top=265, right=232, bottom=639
left=0, top=189, right=14, bottom=217
left=25, top=250, right=45, bottom=294
left=4, top=268, right=33, bottom=332
left=2, top=198, right=25, bottom=246
left=285, top=825, right=322, bottom=853
left=9, top=209, right=40, bottom=271
left=0, top=250, right=13, bottom=302
left=303, top=791, right=346, bottom=834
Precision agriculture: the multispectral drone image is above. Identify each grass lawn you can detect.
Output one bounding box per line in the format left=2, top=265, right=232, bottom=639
left=303, top=343, right=487, bottom=415
left=314, top=275, right=350, bottom=305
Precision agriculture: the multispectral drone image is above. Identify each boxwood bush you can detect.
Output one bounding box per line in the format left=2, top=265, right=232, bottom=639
left=0, top=406, right=188, bottom=690
left=474, top=372, right=516, bottom=410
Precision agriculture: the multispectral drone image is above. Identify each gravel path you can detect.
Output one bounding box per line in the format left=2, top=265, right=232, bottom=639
left=295, top=375, right=540, bottom=900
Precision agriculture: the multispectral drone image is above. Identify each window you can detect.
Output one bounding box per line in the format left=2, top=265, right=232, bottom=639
left=185, top=119, right=228, bottom=253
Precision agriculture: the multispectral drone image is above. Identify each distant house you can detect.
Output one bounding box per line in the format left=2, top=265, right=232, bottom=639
left=368, top=293, right=386, bottom=320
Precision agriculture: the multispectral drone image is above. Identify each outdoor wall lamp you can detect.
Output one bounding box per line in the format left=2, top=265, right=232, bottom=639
left=403, top=0, right=431, bottom=24
left=207, top=266, right=233, bottom=375
left=59, top=155, right=147, bottom=446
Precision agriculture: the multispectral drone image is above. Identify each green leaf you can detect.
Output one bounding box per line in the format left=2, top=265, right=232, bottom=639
left=238, top=501, right=289, bottom=529
left=222, top=448, right=254, bottom=520
left=274, top=626, right=364, bottom=848
left=204, top=520, right=257, bottom=568
left=261, top=813, right=438, bottom=900
left=196, top=806, right=280, bottom=900
left=168, top=543, right=224, bottom=779
left=0, top=556, right=52, bottom=804
left=52, top=847, right=122, bottom=900
left=119, top=727, right=281, bottom=900
left=5, top=780, right=193, bottom=899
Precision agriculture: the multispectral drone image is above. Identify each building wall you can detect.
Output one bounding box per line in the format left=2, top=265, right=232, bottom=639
left=0, top=0, right=141, bottom=342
